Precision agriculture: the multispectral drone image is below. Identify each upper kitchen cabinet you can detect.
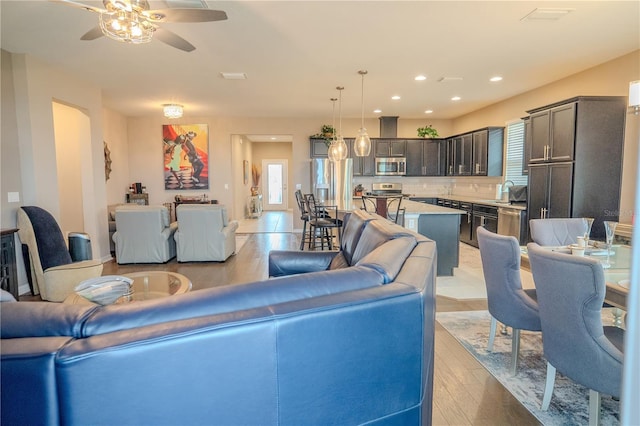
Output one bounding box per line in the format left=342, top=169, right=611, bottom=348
left=406, top=139, right=446, bottom=176
left=310, top=138, right=329, bottom=157
left=525, top=96, right=627, bottom=239
left=522, top=117, right=531, bottom=175
left=529, top=102, right=576, bottom=163
left=348, top=138, right=375, bottom=176
left=472, top=127, right=503, bottom=176
left=375, top=139, right=406, bottom=157
left=446, top=134, right=472, bottom=176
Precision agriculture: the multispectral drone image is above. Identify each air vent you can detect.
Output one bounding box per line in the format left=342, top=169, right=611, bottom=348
left=220, top=72, right=247, bottom=80
left=437, top=77, right=463, bottom=83
left=521, top=8, right=574, bottom=21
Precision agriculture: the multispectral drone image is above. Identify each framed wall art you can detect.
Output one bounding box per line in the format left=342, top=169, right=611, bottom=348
left=163, top=124, right=209, bottom=190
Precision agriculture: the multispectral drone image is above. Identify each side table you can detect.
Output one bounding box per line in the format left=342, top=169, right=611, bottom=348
left=1, top=229, right=19, bottom=299
left=247, top=194, right=263, bottom=218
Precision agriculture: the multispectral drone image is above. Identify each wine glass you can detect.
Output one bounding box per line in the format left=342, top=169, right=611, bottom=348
left=583, top=217, right=595, bottom=246
left=603, top=221, right=618, bottom=255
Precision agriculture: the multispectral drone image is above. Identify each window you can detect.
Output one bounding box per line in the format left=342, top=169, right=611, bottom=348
left=504, top=120, right=528, bottom=185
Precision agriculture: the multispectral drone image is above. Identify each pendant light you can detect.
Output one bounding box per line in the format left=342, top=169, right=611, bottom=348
left=332, top=86, right=348, bottom=161
left=327, top=97, right=338, bottom=162
left=354, top=70, right=372, bottom=156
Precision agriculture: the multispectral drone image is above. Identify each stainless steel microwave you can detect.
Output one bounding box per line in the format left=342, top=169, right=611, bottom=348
left=375, top=157, right=406, bottom=176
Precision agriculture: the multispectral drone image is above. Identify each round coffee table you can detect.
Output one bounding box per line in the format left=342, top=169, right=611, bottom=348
left=64, top=271, right=192, bottom=305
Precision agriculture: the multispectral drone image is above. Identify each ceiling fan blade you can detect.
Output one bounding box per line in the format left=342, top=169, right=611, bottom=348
left=154, top=28, right=196, bottom=52
left=80, top=26, right=104, bottom=40
left=144, top=8, right=227, bottom=23
left=49, top=0, right=105, bottom=14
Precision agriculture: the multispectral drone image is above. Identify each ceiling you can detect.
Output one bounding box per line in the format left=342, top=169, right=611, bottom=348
left=1, top=1, right=638, bottom=120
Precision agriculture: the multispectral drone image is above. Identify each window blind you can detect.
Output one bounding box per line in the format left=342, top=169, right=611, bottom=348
left=504, top=121, right=528, bottom=186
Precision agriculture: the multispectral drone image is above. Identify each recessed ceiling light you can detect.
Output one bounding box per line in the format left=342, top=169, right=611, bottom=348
left=270, top=137, right=277, bottom=140
left=490, top=76, right=503, bottom=82
left=220, top=72, right=247, bottom=80
left=451, top=96, right=461, bottom=101
left=414, top=75, right=427, bottom=81
left=425, top=110, right=433, bottom=114
left=373, top=109, right=382, bottom=113
left=391, top=95, right=401, bottom=100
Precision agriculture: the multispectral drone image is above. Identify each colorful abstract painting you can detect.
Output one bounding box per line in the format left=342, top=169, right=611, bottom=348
left=163, top=124, right=209, bottom=190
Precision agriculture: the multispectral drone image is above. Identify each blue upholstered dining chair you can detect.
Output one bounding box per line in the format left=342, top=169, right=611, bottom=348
left=529, top=218, right=587, bottom=246
left=527, top=243, right=624, bottom=425
left=476, top=226, right=541, bottom=375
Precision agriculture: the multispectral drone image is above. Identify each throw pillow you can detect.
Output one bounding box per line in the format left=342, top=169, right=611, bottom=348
left=329, top=251, right=349, bottom=270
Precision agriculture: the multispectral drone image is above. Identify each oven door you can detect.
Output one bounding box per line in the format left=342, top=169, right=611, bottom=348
left=375, top=158, right=406, bottom=176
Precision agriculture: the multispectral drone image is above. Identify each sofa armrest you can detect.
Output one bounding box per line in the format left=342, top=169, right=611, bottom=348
left=162, top=222, right=178, bottom=239
left=268, top=250, right=337, bottom=277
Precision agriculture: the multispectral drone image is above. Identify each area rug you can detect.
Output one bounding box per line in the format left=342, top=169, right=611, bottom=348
left=235, top=234, right=249, bottom=254
left=436, top=310, right=621, bottom=425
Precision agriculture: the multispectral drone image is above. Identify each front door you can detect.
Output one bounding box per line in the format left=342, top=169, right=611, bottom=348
left=262, top=159, right=288, bottom=211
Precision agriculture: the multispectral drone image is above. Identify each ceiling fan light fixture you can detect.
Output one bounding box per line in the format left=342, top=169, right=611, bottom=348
left=99, top=10, right=154, bottom=44
left=163, top=104, right=183, bottom=119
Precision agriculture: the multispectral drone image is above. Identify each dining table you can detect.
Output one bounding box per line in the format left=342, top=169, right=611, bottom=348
left=520, top=244, right=631, bottom=326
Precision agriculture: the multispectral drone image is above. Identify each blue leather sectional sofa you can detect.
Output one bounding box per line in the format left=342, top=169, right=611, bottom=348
left=1, top=209, right=437, bottom=425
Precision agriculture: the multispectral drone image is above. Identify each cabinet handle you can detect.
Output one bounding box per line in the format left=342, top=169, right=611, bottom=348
left=459, top=165, right=463, bottom=174
left=449, top=165, right=453, bottom=175
left=467, top=212, right=471, bottom=224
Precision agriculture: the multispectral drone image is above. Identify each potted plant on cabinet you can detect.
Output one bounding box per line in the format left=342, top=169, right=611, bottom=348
left=310, top=125, right=335, bottom=146
left=417, top=124, right=439, bottom=138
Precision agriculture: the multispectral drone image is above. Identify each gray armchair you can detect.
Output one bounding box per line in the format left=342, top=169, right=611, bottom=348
left=112, top=205, right=177, bottom=264
left=476, top=226, right=541, bottom=375
left=526, top=243, right=624, bottom=424
left=529, top=218, right=587, bottom=246
left=174, top=204, right=238, bottom=262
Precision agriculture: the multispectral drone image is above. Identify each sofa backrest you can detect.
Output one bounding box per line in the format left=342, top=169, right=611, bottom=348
left=351, top=218, right=414, bottom=265
left=340, top=209, right=376, bottom=265
left=79, top=265, right=386, bottom=336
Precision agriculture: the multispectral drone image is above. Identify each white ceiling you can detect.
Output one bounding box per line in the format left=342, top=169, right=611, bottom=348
left=1, top=1, right=638, bottom=120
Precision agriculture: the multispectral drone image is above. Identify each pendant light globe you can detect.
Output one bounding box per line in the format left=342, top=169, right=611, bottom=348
left=354, top=70, right=372, bottom=157
left=327, top=97, right=339, bottom=162
left=332, top=86, right=348, bottom=161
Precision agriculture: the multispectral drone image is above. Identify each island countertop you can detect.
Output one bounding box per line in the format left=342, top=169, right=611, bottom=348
left=346, top=198, right=464, bottom=215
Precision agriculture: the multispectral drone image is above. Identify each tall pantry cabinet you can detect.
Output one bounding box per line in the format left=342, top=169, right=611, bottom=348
left=526, top=96, right=626, bottom=239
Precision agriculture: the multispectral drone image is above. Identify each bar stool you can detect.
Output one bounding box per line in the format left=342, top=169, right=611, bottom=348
left=305, top=194, right=342, bottom=250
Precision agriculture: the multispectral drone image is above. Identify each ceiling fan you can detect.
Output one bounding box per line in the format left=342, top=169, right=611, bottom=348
left=51, top=0, right=228, bottom=52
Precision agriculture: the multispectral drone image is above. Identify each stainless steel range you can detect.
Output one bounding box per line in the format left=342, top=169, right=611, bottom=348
left=370, top=182, right=403, bottom=196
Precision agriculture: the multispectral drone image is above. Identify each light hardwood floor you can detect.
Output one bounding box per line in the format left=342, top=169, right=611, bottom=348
left=24, top=211, right=540, bottom=425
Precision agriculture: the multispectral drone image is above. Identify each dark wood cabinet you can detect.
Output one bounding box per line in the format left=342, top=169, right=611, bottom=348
left=446, top=134, right=472, bottom=176
left=405, top=140, right=423, bottom=176
left=423, top=139, right=446, bottom=176
left=348, top=138, right=375, bottom=176
left=529, top=102, right=576, bottom=163
left=405, top=139, right=446, bottom=176
left=375, top=139, right=406, bottom=157
left=471, top=128, right=504, bottom=176
left=525, top=96, right=626, bottom=239
left=1, top=229, right=19, bottom=299
left=310, top=138, right=329, bottom=157
left=528, top=162, right=573, bottom=220
left=522, top=117, right=531, bottom=175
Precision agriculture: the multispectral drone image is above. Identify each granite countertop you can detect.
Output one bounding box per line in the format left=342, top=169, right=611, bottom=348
left=402, top=199, right=465, bottom=215
left=410, top=195, right=527, bottom=211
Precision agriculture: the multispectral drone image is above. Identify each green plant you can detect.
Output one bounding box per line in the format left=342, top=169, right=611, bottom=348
left=417, top=124, right=439, bottom=138
left=310, top=124, right=336, bottom=147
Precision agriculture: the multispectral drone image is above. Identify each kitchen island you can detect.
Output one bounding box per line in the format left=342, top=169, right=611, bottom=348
left=402, top=199, right=464, bottom=276
left=344, top=198, right=463, bottom=276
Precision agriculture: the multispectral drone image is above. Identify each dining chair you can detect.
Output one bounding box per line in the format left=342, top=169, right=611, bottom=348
left=295, top=190, right=313, bottom=250
left=361, top=196, right=377, bottom=214
left=527, top=243, right=624, bottom=425
left=385, top=195, right=405, bottom=225
left=529, top=218, right=588, bottom=246
left=476, top=226, right=541, bottom=376
left=305, top=193, right=342, bottom=250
